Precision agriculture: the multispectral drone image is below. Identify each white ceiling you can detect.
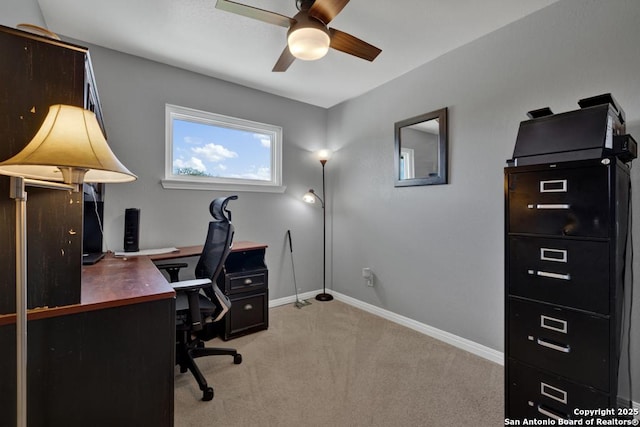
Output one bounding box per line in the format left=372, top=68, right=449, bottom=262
left=37, top=0, right=559, bottom=108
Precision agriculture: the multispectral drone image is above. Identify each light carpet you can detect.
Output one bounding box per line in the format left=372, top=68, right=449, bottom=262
left=174, top=299, right=504, bottom=426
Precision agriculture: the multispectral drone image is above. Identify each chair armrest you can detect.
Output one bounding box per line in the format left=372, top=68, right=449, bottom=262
left=156, top=262, right=189, bottom=283
left=172, top=278, right=212, bottom=291
left=172, top=278, right=212, bottom=331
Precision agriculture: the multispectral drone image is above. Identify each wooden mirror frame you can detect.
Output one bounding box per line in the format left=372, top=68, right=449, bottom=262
left=394, top=107, right=448, bottom=187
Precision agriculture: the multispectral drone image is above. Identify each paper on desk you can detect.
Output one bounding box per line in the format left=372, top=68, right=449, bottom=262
left=114, top=247, right=179, bottom=257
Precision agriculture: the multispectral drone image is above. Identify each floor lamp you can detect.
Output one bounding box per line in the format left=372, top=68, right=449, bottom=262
left=303, top=150, right=333, bottom=302
left=0, top=104, right=137, bottom=427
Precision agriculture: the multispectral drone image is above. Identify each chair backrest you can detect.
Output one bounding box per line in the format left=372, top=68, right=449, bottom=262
left=194, top=195, right=238, bottom=282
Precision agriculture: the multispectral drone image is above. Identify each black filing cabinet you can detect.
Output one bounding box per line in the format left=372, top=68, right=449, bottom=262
left=216, top=242, right=269, bottom=340
left=505, top=158, right=630, bottom=421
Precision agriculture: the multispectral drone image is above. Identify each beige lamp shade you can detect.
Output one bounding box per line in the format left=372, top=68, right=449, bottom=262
left=0, top=104, right=136, bottom=184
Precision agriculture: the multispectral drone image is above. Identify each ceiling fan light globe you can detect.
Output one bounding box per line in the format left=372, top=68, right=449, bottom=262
left=288, top=27, right=330, bottom=61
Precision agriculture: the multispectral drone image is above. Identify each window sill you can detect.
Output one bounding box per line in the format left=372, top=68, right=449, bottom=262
left=161, top=179, right=287, bottom=193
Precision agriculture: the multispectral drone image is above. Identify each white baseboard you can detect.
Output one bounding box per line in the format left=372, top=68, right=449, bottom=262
left=268, top=290, right=319, bottom=308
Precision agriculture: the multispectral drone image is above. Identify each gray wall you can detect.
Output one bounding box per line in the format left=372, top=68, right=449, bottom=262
left=327, top=0, right=640, bottom=397
left=88, top=45, right=328, bottom=300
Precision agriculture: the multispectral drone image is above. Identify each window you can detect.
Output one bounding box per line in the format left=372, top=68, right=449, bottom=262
left=162, top=104, right=284, bottom=192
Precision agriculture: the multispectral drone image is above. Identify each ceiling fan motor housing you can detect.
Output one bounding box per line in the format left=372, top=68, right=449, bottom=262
left=296, top=0, right=316, bottom=12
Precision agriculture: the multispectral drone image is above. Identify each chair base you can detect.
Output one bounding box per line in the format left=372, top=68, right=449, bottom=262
left=176, top=339, right=242, bottom=401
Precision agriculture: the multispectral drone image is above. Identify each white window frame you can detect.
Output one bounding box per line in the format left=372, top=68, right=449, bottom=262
left=162, top=104, right=285, bottom=193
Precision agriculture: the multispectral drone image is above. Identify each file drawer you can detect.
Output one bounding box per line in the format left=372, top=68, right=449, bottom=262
left=226, top=291, right=268, bottom=338
left=508, top=298, right=610, bottom=391
left=508, top=359, right=609, bottom=421
left=227, top=269, right=268, bottom=294
left=508, top=236, right=610, bottom=314
left=508, top=166, right=609, bottom=237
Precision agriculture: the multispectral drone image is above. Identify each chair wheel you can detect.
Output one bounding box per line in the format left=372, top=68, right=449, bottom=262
left=234, top=354, right=242, bottom=364
left=202, top=387, right=214, bottom=401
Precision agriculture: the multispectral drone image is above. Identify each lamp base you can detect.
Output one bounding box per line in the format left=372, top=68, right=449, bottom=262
left=315, top=292, right=333, bottom=302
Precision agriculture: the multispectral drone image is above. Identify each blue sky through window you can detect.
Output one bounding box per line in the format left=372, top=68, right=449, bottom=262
left=172, top=118, right=272, bottom=181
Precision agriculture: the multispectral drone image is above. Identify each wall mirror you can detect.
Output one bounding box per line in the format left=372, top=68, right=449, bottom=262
left=394, top=107, right=448, bottom=187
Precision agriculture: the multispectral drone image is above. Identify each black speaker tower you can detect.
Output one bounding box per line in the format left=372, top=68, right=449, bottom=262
left=124, top=208, right=140, bottom=252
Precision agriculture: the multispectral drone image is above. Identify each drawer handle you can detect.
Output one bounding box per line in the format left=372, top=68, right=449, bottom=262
left=527, top=204, right=571, bottom=210
left=537, top=404, right=566, bottom=421
left=540, top=248, right=567, bottom=263
left=244, top=278, right=253, bottom=285
left=540, top=315, right=568, bottom=334
left=243, top=304, right=253, bottom=311
left=540, top=382, right=568, bottom=404
left=528, top=270, right=571, bottom=281
left=539, top=179, right=567, bottom=193
left=536, top=338, right=570, bottom=353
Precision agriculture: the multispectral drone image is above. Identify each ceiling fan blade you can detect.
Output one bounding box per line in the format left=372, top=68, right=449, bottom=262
left=272, top=46, right=296, bottom=72
left=215, top=0, right=294, bottom=28
left=329, top=28, right=381, bottom=61
left=308, top=0, right=350, bottom=25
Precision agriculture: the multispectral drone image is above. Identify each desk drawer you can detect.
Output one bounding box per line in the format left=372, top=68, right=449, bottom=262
left=225, top=270, right=267, bottom=294
left=507, top=166, right=609, bottom=237
left=508, top=298, right=610, bottom=391
left=507, top=359, right=610, bottom=421
left=222, top=291, right=268, bottom=340
left=508, top=236, right=610, bottom=314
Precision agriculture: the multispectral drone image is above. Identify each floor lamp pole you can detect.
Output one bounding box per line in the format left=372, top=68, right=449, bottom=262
left=316, top=159, right=333, bottom=302
left=9, top=177, right=75, bottom=427
left=13, top=177, right=27, bottom=427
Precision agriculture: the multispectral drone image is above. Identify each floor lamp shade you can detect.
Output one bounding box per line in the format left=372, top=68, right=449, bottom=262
left=0, top=104, right=136, bottom=184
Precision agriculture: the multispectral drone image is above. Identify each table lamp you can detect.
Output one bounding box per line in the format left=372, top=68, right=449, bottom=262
left=0, top=104, right=136, bottom=427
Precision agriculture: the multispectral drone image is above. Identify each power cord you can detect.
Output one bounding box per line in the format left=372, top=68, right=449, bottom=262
left=88, top=184, right=108, bottom=253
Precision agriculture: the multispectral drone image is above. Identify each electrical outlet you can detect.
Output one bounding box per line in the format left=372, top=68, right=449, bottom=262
left=362, top=268, right=374, bottom=287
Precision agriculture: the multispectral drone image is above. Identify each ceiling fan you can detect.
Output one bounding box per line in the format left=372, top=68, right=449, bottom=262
left=215, top=0, right=382, bottom=72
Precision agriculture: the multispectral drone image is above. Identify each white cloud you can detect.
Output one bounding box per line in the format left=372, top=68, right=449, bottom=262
left=192, top=143, right=238, bottom=162
left=183, top=136, right=202, bottom=144
left=228, top=166, right=271, bottom=181
left=253, top=133, right=271, bottom=148
left=174, top=157, right=207, bottom=172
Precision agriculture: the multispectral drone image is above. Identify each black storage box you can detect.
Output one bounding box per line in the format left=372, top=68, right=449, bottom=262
left=508, top=94, right=635, bottom=166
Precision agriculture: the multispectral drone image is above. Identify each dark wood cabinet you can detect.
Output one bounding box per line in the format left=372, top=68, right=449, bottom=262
left=216, top=242, right=269, bottom=340
left=0, top=24, right=105, bottom=313
left=505, top=158, right=631, bottom=421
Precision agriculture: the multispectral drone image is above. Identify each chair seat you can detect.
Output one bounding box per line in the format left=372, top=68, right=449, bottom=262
left=176, top=292, right=216, bottom=313
left=176, top=293, right=217, bottom=330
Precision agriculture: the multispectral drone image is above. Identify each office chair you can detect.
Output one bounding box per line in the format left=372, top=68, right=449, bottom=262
left=157, top=195, right=242, bottom=401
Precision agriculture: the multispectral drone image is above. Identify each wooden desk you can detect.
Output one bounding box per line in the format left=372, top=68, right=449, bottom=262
left=0, top=254, right=174, bottom=326
left=148, top=241, right=267, bottom=262
left=0, top=254, right=176, bottom=427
